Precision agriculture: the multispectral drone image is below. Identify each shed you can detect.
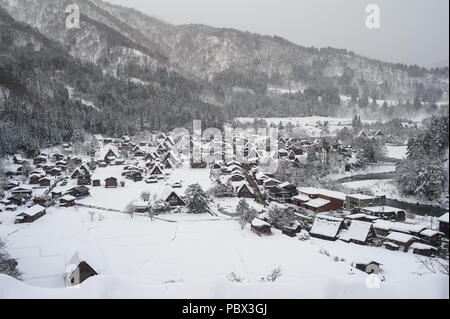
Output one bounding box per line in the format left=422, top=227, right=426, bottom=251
left=409, top=243, right=438, bottom=257
left=15, top=205, right=46, bottom=224
left=384, top=232, right=417, bottom=252
left=60, top=195, right=76, bottom=207
left=251, top=218, right=272, bottom=236
left=65, top=252, right=99, bottom=287
left=352, top=259, right=382, bottom=274
left=237, top=184, right=255, bottom=199
left=105, top=177, right=118, bottom=188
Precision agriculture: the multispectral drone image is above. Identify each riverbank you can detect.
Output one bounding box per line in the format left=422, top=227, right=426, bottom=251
left=341, top=178, right=449, bottom=216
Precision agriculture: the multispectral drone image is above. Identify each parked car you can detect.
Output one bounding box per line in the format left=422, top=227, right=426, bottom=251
left=172, top=182, right=182, bottom=189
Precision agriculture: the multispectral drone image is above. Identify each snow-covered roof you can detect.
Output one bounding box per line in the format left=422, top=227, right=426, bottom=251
left=293, top=194, right=310, bottom=202
left=11, top=185, right=33, bottom=192
left=279, top=182, right=293, bottom=188
left=18, top=205, right=45, bottom=217
left=310, top=216, right=343, bottom=238
left=341, top=221, right=373, bottom=242
left=438, top=213, right=449, bottom=223
left=99, top=146, right=120, bottom=159
left=269, top=202, right=288, bottom=211
left=363, top=206, right=404, bottom=214
left=352, top=257, right=382, bottom=266
left=297, top=187, right=319, bottom=195
left=419, top=229, right=443, bottom=237
left=385, top=232, right=417, bottom=243
left=60, top=195, right=76, bottom=202
left=263, top=178, right=281, bottom=185
left=68, top=247, right=105, bottom=274
left=409, top=243, right=438, bottom=250
left=237, top=183, right=254, bottom=194
left=251, top=218, right=270, bottom=227
left=133, top=201, right=149, bottom=208
left=298, top=187, right=346, bottom=200
left=374, top=220, right=425, bottom=234
left=345, top=213, right=379, bottom=221
left=255, top=172, right=268, bottom=180
left=304, top=198, right=331, bottom=208
left=347, top=194, right=377, bottom=200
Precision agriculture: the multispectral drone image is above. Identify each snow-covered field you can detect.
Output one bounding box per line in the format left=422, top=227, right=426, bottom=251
left=385, top=145, right=408, bottom=160
left=0, top=142, right=447, bottom=299
left=235, top=116, right=376, bottom=137
left=0, top=192, right=448, bottom=298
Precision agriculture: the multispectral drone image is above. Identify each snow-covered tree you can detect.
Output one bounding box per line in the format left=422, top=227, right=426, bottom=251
left=185, top=183, right=210, bottom=214
left=267, top=203, right=295, bottom=229
left=396, top=115, right=449, bottom=200
left=0, top=239, right=21, bottom=279
left=149, top=199, right=172, bottom=215
left=236, top=198, right=258, bottom=229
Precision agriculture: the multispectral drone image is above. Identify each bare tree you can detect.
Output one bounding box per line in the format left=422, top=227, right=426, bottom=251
left=259, top=266, right=282, bottom=282
left=226, top=272, right=245, bottom=282
left=124, top=202, right=135, bottom=219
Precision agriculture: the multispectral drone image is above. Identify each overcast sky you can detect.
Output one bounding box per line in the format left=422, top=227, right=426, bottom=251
left=106, top=0, right=449, bottom=68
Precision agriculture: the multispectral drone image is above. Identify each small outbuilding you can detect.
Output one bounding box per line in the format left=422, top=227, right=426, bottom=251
left=251, top=218, right=272, bottom=236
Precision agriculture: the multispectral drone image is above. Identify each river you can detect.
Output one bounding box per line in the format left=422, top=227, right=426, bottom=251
left=338, top=168, right=448, bottom=217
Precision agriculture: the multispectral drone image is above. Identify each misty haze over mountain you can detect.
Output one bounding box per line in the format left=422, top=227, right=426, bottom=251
left=107, top=0, right=449, bottom=69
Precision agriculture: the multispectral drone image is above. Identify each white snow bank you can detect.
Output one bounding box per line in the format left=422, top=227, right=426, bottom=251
left=0, top=273, right=447, bottom=299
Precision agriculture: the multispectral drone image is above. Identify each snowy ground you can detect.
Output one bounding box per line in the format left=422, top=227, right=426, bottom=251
left=0, top=203, right=448, bottom=298
left=385, top=145, right=408, bottom=160
left=234, top=116, right=376, bottom=137
left=1, top=142, right=448, bottom=298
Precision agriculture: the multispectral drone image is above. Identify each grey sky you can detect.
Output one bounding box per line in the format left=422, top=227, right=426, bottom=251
left=106, top=0, right=449, bottom=68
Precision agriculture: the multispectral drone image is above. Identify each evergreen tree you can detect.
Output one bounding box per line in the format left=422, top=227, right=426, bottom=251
left=185, top=183, right=210, bottom=214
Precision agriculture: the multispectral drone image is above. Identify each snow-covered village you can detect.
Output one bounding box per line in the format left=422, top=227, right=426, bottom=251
left=0, top=114, right=448, bottom=298
left=0, top=0, right=449, bottom=301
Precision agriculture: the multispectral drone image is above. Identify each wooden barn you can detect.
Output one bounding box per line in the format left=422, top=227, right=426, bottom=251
left=165, top=191, right=186, bottom=207
left=409, top=243, right=438, bottom=257
left=67, top=186, right=90, bottom=198
left=251, top=218, right=272, bottom=236
left=65, top=251, right=99, bottom=287
left=29, top=174, right=42, bottom=185
left=149, top=165, right=164, bottom=176
left=384, top=232, right=417, bottom=252
left=59, top=195, right=76, bottom=207
left=33, top=195, right=52, bottom=207
left=340, top=221, right=376, bottom=245
left=133, top=202, right=149, bottom=213
left=15, top=205, right=46, bottom=224
left=309, top=216, right=346, bottom=241
left=39, top=177, right=51, bottom=187
left=352, top=259, right=382, bottom=274
left=237, top=184, right=255, bottom=199
left=105, top=177, right=118, bottom=188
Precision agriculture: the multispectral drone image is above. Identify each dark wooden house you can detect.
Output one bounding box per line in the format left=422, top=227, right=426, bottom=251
left=105, top=177, right=118, bottom=188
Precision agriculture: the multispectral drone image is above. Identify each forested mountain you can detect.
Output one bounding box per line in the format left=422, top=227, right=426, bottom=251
left=0, top=0, right=449, bottom=156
